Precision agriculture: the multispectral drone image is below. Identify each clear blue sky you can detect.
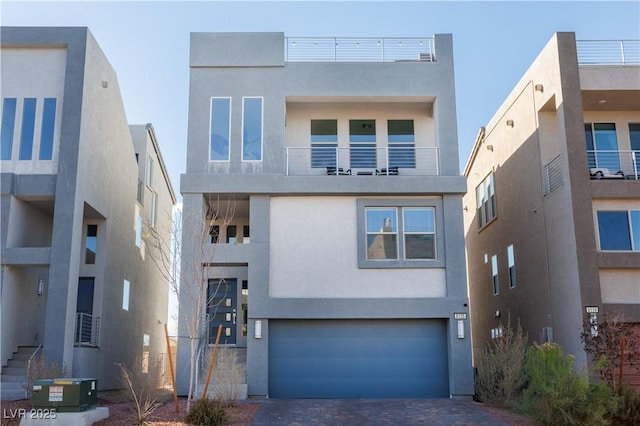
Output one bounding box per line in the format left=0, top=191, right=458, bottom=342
left=3, top=1, right=639, bottom=195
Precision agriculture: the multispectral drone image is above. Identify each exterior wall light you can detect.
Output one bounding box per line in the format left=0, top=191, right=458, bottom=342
left=586, top=306, right=599, bottom=337
left=506, top=119, right=514, bottom=127
left=254, top=320, right=262, bottom=339
left=486, top=144, right=494, bottom=151
left=37, top=278, right=45, bottom=295
left=534, top=84, right=544, bottom=92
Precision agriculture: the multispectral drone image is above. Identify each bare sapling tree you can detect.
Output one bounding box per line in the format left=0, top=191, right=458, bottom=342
left=144, top=196, right=236, bottom=411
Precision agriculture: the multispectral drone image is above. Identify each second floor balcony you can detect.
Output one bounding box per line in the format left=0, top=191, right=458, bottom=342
left=588, top=150, right=639, bottom=180
left=286, top=146, right=440, bottom=176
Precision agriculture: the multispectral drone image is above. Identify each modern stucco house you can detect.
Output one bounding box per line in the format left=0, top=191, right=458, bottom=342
left=0, top=27, right=176, bottom=399
left=177, top=32, right=474, bottom=399
left=463, top=32, right=639, bottom=385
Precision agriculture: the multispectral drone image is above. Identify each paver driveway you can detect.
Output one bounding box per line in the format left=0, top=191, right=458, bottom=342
left=251, top=398, right=513, bottom=425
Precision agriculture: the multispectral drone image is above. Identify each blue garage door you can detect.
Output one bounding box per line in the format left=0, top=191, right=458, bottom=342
left=269, top=319, right=449, bottom=398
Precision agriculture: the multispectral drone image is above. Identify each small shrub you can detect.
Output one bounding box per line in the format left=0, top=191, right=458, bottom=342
left=117, top=363, right=161, bottom=426
left=522, top=342, right=613, bottom=426
left=27, top=352, right=70, bottom=396
left=610, top=385, right=640, bottom=425
left=184, top=398, right=228, bottom=426
left=475, top=317, right=528, bottom=407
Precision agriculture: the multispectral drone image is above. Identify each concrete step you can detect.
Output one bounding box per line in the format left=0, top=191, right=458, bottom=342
left=7, top=359, right=27, bottom=368
left=1, top=382, right=26, bottom=390
left=2, top=367, right=26, bottom=376
left=11, top=353, right=32, bottom=361
left=0, top=388, right=27, bottom=401
left=1, top=374, right=26, bottom=383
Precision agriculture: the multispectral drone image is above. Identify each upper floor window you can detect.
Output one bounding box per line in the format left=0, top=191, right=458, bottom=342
left=350, top=120, right=376, bottom=169
left=85, top=224, right=97, bottom=264
left=491, top=254, right=499, bottom=295
left=210, top=97, right=231, bottom=161
left=388, top=120, right=415, bottom=168
left=630, top=124, right=640, bottom=173
left=242, top=97, right=263, bottom=161
left=597, top=210, right=640, bottom=251
left=19, top=98, right=36, bottom=160
left=145, top=156, right=153, bottom=187
left=310, top=119, right=337, bottom=168
left=476, top=173, right=496, bottom=228
left=1, top=98, right=17, bottom=160
left=151, top=192, right=158, bottom=228
left=39, top=98, right=56, bottom=160
left=585, top=123, right=620, bottom=170
left=507, top=244, right=516, bottom=288
left=122, top=279, right=130, bottom=311
left=358, top=199, right=443, bottom=268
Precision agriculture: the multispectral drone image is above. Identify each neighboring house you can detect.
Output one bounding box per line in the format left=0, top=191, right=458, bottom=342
left=463, top=32, right=640, bottom=386
left=0, top=27, right=176, bottom=399
left=177, top=32, right=474, bottom=399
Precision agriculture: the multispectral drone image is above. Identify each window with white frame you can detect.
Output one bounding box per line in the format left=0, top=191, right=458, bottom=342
left=151, top=192, right=158, bottom=228
left=146, top=156, right=153, bottom=186
left=476, top=173, right=496, bottom=228
left=122, top=279, right=130, bottom=311
left=350, top=119, right=376, bottom=169
left=310, top=119, right=338, bottom=168
left=358, top=200, right=443, bottom=268
left=585, top=123, right=620, bottom=170
left=491, top=254, right=499, bottom=295
left=242, top=97, right=263, bottom=161
left=597, top=210, right=640, bottom=251
left=388, top=120, right=415, bottom=168
left=507, top=244, right=516, bottom=288
left=210, top=97, right=231, bottom=161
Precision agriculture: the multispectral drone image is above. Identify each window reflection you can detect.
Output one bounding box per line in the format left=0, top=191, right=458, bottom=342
left=243, top=97, right=262, bottom=161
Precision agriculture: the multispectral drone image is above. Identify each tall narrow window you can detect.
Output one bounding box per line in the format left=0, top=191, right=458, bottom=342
left=350, top=120, right=376, bottom=169
left=585, top=123, right=620, bottom=170
left=507, top=244, right=516, bottom=288
left=491, top=254, right=499, bottom=295
left=388, top=120, right=415, bottom=168
left=19, top=98, right=36, bottom=160
left=85, top=225, right=97, bottom=264
left=209, top=225, right=220, bottom=244
left=365, top=207, right=398, bottom=260
left=476, top=173, right=496, bottom=228
left=1, top=98, right=17, bottom=160
left=403, top=208, right=435, bottom=259
left=122, top=279, right=130, bottom=311
left=226, top=225, right=237, bottom=244
left=145, top=156, right=153, bottom=186
left=39, top=98, right=56, bottom=160
left=242, top=97, right=262, bottom=161
left=76, top=277, right=95, bottom=345
left=210, top=97, right=231, bottom=161
left=629, top=124, right=640, bottom=175
left=135, top=214, right=143, bottom=247
left=151, top=192, right=158, bottom=228
left=311, top=119, right=338, bottom=168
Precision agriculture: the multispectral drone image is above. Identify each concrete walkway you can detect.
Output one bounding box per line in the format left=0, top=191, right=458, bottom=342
left=251, top=399, right=513, bottom=425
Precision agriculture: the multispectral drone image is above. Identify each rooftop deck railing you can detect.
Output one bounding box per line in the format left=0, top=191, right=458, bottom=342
left=577, top=40, right=640, bottom=65
left=285, top=37, right=435, bottom=62
left=286, top=146, right=440, bottom=176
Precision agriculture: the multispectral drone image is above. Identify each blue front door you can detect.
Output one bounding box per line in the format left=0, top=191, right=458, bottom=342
left=207, top=279, right=237, bottom=345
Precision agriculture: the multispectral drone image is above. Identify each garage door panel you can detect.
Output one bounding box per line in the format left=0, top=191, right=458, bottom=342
left=269, top=319, right=449, bottom=398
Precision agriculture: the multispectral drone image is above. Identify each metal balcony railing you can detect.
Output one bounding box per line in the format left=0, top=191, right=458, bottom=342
left=587, top=150, right=639, bottom=180
left=75, top=313, right=100, bottom=347
left=577, top=40, right=640, bottom=65
left=285, top=146, right=440, bottom=176
left=285, top=37, right=435, bottom=63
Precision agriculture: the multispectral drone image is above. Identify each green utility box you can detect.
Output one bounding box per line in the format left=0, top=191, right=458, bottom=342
left=32, top=378, right=98, bottom=412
